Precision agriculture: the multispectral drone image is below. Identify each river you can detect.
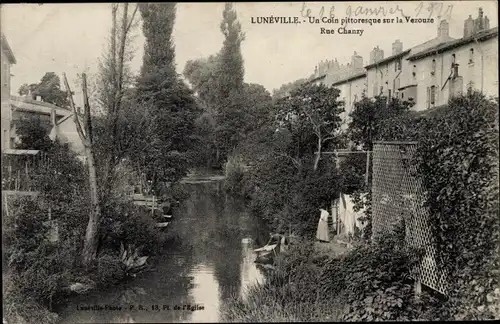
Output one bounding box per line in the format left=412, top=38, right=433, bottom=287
left=58, top=179, right=270, bottom=323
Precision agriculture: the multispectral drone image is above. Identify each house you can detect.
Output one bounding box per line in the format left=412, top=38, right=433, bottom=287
left=10, top=95, right=85, bottom=155
left=365, top=42, right=411, bottom=101
left=406, top=9, right=498, bottom=111
left=330, top=70, right=366, bottom=131
left=1, top=33, right=84, bottom=155
left=1, top=33, right=16, bottom=149
left=310, top=7, right=497, bottom=115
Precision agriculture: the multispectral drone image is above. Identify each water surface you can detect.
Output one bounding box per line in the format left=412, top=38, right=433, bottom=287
left=59, top=180, right=269, bottom=323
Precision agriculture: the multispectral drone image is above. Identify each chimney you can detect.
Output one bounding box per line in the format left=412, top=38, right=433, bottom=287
left=484, top=15, right=490, bottom=30
left=478, top=7, right=484, bottom=30
left=438, top=20, right=449, bottom=39
left=351, top=51, right=364, bottom=71
left=392, top=39, right=403, bottom=55
left=369, top=46, right=384, bottom=64
left=464, top=15, right=474, bottom=38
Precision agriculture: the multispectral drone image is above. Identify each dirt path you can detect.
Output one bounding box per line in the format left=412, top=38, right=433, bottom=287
left=314, top=238, right=350, bottom=257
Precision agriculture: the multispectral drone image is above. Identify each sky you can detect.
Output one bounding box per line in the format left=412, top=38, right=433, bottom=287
left=1, top=1, right=498, bottom=98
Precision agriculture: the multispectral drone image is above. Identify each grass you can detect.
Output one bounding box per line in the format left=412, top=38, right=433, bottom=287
left=221, top=281, right=344, bottom=322
left=219, top=241, right=345, bottom=322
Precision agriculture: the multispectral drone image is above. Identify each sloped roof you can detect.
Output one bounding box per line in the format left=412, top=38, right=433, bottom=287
left=331, top=71, right=367, bottom=86
left=407, top=27, right=498, bottom=61
left=1, top=33, right=16, bottom=64
left=365, top=50, right=411, bottom=70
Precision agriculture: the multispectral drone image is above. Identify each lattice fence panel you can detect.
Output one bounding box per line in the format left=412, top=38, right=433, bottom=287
left=371, top=142, right=448, bottom=295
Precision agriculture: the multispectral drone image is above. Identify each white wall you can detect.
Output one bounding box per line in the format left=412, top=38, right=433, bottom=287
left=411, top=36, right=499, bottom=111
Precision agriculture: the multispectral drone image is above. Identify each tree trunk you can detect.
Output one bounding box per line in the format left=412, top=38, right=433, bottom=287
left=82, top=145, right=101, bottom=265
left=313, top=136, right=322, bottom=171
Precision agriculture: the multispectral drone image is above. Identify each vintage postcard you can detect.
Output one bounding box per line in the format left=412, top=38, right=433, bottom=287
left=1, top=1, right=499, bottom=323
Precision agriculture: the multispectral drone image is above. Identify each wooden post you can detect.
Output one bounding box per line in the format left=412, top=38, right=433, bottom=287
left=365, top=151, right=370, bottom=186
left=8, top=162, right=12, bottom=190
left=3, top=194, right=9, bottom=218
left=25, top=160, right=29, bottom=191
left=16, top=170, right=20, bottom=191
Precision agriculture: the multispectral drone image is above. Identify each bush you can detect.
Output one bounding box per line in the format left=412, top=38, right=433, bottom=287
left=4, top=275, right=59, bottom=324
left=100, top=199, right=166, bottom=256
left=413, top=92, right=499, bottom=319
left=223, top=154, right=251, bottom=197
left=221, top=241, right=342, bottom=322
left=222, top=227, right=440, bottom=322
left=332, top=230, right=429, bottom=321
left=95, top=253, right=126, bottom=286
left=4, top=198, right=77, bottom=309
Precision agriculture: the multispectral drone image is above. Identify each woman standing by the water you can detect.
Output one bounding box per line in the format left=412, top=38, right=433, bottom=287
left=316, top=208, right=330, bottom=242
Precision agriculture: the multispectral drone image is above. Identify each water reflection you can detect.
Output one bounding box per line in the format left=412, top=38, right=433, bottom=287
left=59, top=181, right=268, bottom=323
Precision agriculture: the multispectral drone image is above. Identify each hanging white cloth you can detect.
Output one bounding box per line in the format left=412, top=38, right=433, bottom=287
left=316, top=208, right=330, bottom=242
left=49, top=125, right=57, bottom=141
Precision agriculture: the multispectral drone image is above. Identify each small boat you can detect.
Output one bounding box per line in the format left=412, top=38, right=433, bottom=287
left=155, top=222, right=169, bottom=228
left=254, top=234, right=288, bottom=264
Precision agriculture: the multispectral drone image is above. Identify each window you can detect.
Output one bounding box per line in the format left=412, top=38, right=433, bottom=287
left=431, top=59, right=436, bottom=76
left=388, top=89, right=392, bottom=99
left=3, top=64, right=7, bottom=86
left=469, top=48, right=474, bottom=64
left=426, top=87, right=430, bottom=109
left=395, top=58, right=402, bottom=71
left=452, top=54, right=456, bottom=65
left=380, top=85, right=383, bottom=95
left=412, top=65, right=417, bottom=78
left=452, top=63, right=459, bottom=78
left=467, top=80, right=475, bottom=92
left=401, top=92, right=404, bottom=99
left=430, top=85, right=436, bottom=105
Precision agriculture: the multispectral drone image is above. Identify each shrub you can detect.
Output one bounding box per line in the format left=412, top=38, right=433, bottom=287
left=221, top=241, right=342, bottom=322
left=222, top=228, right=438, bottom=322
left=332, top=229, right=429, bottom=321
left=100, top=199, right=165, bottom=256
left=413, top=92, right=499, bottom=319
left=95, top=253, right=126, bottom=286
left=223, top=154, right=251, bottom=197
left=3, top=274, right=59, bottom=324
left=4, top=198, right=77, bottom=308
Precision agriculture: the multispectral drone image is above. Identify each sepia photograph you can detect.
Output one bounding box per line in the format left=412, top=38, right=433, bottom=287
left=1, top=1, right=499, bottom=323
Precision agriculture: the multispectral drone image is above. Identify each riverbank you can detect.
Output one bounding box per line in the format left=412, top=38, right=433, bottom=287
left=54, top=181, right=270, bottom=323
left=220, top=231, right=448, bottom=322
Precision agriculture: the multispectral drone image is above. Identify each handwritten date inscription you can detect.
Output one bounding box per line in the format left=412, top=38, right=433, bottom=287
left=300, top=1, right=453, bottom=21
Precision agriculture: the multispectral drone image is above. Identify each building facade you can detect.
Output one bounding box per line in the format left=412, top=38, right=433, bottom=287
left=1, top=34, right=84, bottom=154
left=407, top=25, right=498, bottom=111
left=1, top=34, right=16, bottom=149
left=310, top=7, right=498, bottom=117
left=331, top=72, right=366, bottom=130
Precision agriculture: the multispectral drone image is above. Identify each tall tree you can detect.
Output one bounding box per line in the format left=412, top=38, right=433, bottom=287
left=348, top=95, right=413, bottom=151
left=271, top=76, right=314, bottom=101
left=18, top=73, right=70, bottom=108
left=213, top=3, right=246, bottom=164
left=63, top=73, right=101, bottom=266
left=276, top=84, right=344, bottom=171
left=94, top=3, right=139, bottom=202
left=134, top=3, right=201, bottom=194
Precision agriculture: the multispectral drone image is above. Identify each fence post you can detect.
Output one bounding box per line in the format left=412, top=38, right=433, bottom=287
left=365, top=151, right=370, bottom=186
